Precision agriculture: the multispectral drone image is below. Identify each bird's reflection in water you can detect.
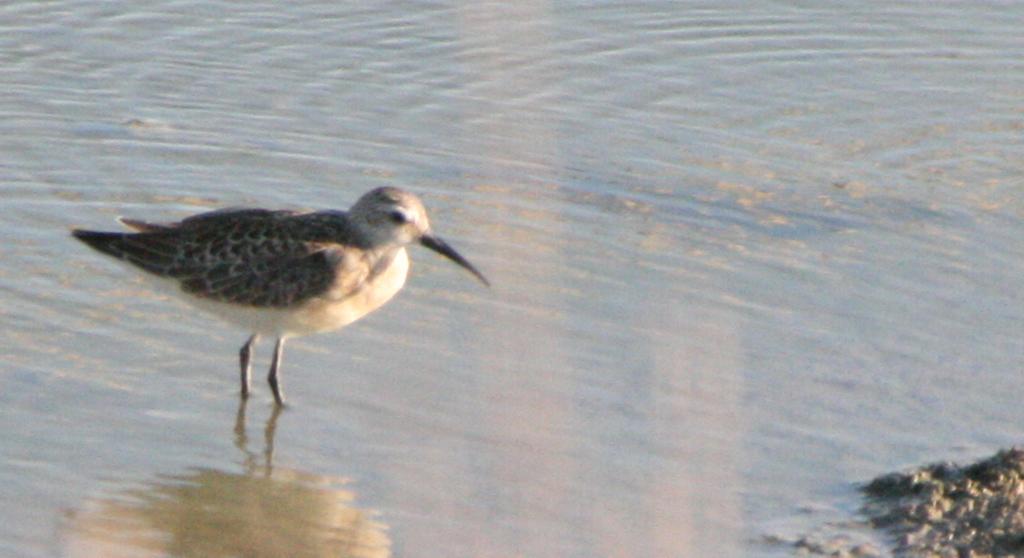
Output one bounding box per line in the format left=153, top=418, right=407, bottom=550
left=63, top=401, right=390, bottom=558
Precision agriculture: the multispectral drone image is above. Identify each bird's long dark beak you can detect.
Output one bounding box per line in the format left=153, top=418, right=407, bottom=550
left=420, top=235, right=490, bottom=287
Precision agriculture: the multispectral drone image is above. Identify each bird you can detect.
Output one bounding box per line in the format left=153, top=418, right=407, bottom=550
left=72, top=187, right=489, bottom=406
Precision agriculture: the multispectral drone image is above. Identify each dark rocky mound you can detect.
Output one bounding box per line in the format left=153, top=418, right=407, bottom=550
left=863, top=447, right=1024, bottom=557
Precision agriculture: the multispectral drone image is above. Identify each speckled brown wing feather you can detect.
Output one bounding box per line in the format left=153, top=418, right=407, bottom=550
left=77, top=209, right=362, bottom=308
left=177, top=248, right=339, bottom=307
left=169, top=210, right=345, bottom=307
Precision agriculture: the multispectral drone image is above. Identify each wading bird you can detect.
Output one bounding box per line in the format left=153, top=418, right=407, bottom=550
left=73, top=187, right=489, bottom=405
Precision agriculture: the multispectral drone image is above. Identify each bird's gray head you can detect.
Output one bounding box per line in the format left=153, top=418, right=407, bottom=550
left=349, top=187, right=489, bottom=286
left=350, top=187, right=432, bottom=246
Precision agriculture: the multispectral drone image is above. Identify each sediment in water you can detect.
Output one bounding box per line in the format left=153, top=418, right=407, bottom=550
left=863, top=447, right=1024, bottom=557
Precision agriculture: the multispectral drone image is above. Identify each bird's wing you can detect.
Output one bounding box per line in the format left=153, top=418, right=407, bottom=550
left=79, top=209, right=300, bottom=277
left=178, top=246, right=343, bottom=307
left=164, top=211, right=346, bottom=307
left=78, top=208, right=373, bottom=308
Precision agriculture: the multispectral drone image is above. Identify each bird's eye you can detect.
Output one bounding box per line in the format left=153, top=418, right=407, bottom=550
left=389, top=210, right=407, bottom=224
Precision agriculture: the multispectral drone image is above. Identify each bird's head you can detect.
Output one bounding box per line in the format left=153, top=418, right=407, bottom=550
left=350, top=187, right=489, bottom=286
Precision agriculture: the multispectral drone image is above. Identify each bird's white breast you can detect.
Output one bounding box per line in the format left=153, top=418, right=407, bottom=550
left=282, top=247, right=410, bottom=336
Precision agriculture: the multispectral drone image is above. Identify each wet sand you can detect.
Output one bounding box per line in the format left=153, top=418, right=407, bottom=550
left=865, top=448, right=1024, bottom=557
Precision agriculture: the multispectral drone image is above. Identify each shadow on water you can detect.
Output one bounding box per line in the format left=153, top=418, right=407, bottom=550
left=60, top=402, right=390, bottom=558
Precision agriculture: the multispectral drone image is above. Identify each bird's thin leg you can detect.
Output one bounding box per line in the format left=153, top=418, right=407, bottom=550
left=267, top=337, right=286, bottom=406
left=239, top=334, right=258, bottom=399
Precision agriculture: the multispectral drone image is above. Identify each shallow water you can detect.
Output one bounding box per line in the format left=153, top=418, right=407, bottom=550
left=1, top=2, right=1022, bottom=557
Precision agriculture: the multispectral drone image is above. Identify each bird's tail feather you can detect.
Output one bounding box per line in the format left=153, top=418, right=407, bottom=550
left=72, top=229, right=128, bottom=259
left=71, top=229, right=177, bottom=275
